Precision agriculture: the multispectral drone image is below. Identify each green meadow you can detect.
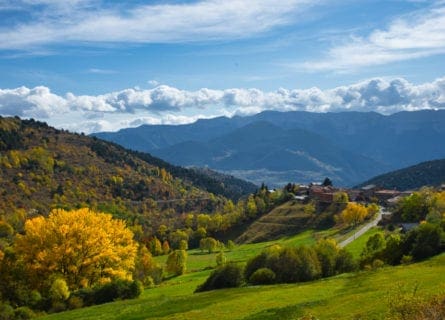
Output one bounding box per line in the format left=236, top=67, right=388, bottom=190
left=40, top=226, right=444, bottom=320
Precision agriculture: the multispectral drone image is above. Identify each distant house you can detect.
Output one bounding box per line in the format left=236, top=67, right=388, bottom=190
left=309, top=185, right=335, bottom=204
left=374, top=190, right=401, bottom=204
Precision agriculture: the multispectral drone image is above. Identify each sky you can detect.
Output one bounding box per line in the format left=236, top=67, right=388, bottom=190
left=0, top=0, right=445, bottom=133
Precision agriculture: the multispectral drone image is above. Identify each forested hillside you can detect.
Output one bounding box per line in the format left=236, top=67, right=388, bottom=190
left=356, top=159, right=445, bottom=190
left=0, top=116, right=256, bottom=238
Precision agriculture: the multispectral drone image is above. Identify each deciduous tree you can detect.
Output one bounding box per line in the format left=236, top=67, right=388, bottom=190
left=15, top=208, right=137, bottom=290
left=166, top=250, right=187, bottom=276
left=339, top=202, right=368, bottom=227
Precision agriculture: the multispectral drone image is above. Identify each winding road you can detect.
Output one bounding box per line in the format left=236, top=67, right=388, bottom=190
left=339, top=207, right=387, bottom=248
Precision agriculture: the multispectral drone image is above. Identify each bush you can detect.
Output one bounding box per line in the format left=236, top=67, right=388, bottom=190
left=249, top=268, right=276, bottom=285
left=409, top=223, right=442, bottom=261
left=67, top=296, right=84, bottom=310
left=195, top=263, right=244, bottom=292
left=50, top=278, right=70, bottom=302
left=92, top=279, right=143, bottom=304
left=0, top=302, right=14, bottom=320
left=245, top=252, right=268, bottom=281
left=335, top=249, right=357, bottom=273
left=387, top=286, right=445, bottom=320
left=14, top=307, right=35, bottom=320
left=400, top=255, right=412, bottom=265
left=372, top=259, right=384, bottom=270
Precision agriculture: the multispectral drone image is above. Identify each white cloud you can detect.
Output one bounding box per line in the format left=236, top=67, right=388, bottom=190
left=301, top=5, right=445, bottom=71
left=1, top=77, right=445, bottom=133
left=0, top=0, right=316, bottom=50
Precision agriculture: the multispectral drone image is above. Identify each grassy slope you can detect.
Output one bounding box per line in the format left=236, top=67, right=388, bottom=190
left=41, top=254, right=445, bottom=320
left=40, top=225, right=444, bottom=320
left=344, top=227, right=384, bottom=259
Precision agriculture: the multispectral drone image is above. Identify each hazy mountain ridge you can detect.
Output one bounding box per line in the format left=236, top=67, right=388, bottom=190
left=95, top=110, right=445, bottom=187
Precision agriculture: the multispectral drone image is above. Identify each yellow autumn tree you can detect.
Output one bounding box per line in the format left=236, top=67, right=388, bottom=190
left=15, top=208, right=137, bottom=290
left=339, top=202, right=368, bottom=227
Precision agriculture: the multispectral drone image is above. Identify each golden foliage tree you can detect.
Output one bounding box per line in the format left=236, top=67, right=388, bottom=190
left=339, top=202, right=369, bottom=227
left=15, top=208, right=137, bottom=290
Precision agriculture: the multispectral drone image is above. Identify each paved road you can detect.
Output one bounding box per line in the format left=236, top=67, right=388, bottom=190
left=339, top=207, right=385, bottom=248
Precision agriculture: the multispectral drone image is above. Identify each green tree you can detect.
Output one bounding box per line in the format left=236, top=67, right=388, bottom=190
left=322, top=177, right=333, bottom=186
left=148, top=237, right=163, bottom=256
left=398, top=192, right=431, bottom=222
left=226, top=240, right=235, bottom=251
left=0, top=221, right=14, bottom=239
left=166, top=250, right=187, bottom=276
left=245, top=195, right=258, bottom=218
left=215, top=250, right=226, bottom=266
left=169, top=230, right=189, bottom=250
left=179, top=239, right=188, bottom=250
left=314, top=239, right=339, bottom=277
left=409, top=222, right=443, bottom=261
left=360, top=233, right=386, bottom=266
left=199, top=237, right=218, bottom=253
left=50, top=278, right=70, bottom=302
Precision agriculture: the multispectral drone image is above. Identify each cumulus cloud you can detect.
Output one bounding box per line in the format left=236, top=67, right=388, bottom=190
left=1, top=77, right=445, bottom=133
left=301, top=5, right=445, bottom=71
left=0, top=0, right=316, bottom=50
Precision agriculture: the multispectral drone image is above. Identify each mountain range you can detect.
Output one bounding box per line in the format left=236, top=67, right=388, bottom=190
left=94, top=110, right=445, bottom=187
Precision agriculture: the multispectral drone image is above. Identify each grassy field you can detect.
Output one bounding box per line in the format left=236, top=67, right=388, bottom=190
left=344, top=227, right=384, bottom=259
left=154, top=229, right=317, bottom=272
left=41, top=253, right=445, bottom=320
left=39, top=220, right=445, bottom=320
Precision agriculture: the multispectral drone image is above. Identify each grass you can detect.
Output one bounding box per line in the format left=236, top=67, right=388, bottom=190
left=154, top=229, right=317, bottom=272
left=41, top=254, right=445, bottom=320
left=344, top=227, right=384, bottom=259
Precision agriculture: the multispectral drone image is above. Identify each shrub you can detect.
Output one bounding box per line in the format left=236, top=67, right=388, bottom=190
left=249, top=268, right=276, bottom=285
left=67, top=296, right=84, bottom=310
left=215, top=251, right=226, bottom=266
left=50, top=278, right=70, bottom=302
left=409, top=223, right=442, bottom=261
left=372, top=259, right=384, bottom=270
left=0, top=221, right=13, bottom=239
left=92, top=279, right=143, bottom=304
left=335, top=249, right=357, bottom=273
left=245, top=252, right=268, bottom=281
left=14, top=306, right=35, bottom=320
left=0, top=302, right=14, bottom=320
left=387, top=286, right=445, bottom=320
left=400, top=255, right=413, bottom=265
left=195, top=263, right=244, bottom=292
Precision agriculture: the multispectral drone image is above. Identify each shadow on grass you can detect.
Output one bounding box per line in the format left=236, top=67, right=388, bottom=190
left=241, top=300, right=327, bottom=320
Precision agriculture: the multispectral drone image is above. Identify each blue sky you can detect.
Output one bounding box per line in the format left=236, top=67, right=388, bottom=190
left=0, top=0, right=445, bottom=133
